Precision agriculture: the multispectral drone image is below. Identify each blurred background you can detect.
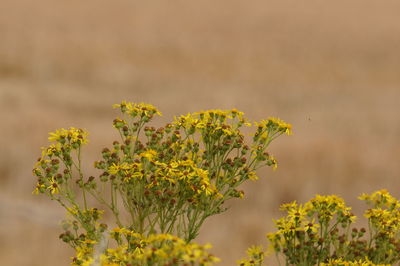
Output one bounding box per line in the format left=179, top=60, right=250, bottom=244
left=1, top=0, right=400, bottom=265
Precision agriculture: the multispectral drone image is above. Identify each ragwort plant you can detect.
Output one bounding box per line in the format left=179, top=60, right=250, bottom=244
left=32, top=101, right=291, bottom=265
left=263, top=189, right=400, bottom=266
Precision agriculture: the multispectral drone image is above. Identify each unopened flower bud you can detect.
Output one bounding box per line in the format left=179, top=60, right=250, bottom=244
left=71, top=142, right=80, bottom=149
left=99, top=223, right=108, bottom=232
left=102, top=148, right=111, bottom=158
left=113, top=119, right=125, bottom=129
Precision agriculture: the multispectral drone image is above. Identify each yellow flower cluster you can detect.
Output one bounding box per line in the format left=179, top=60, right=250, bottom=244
left=154, top=159, right=218, bottom=196
left=236, top=245, right=265, bottom=266
left=108, top=158, right=218, bottom=197
left=48, top=127, right=89, bottom=147
left=266, top=190, right=400, bottom=265
left=266, top=194, right=357, bottom=265
left=322, top=258, right=390, bottom=266
left=74, top=228, right=220, bottom=266
left=174, top=109, right=250, bottom=132
left=359, top=189, right=400, bottom=209
left=269, top=195, right=354, bottom=240
left=254, top=117, right=292, bottom=137
left=32, top=159, right=62, bottom=195
left=33, top=127, right=89, bottom=196
left=113, top=101, right=162, bottom=118
left=35, top=127, right=89, bottom=181
left=360, top=190, right=400, bottom=238
left=305, top=195, right=356, bottom=224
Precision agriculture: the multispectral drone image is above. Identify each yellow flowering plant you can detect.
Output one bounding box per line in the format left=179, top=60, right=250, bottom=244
left=264, top=190, right=400, bottom=265
left=32, top=101, right=291, bottom=265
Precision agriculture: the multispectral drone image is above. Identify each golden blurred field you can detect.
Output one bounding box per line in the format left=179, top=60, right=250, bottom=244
left=1, top=0, right=400, bottom=265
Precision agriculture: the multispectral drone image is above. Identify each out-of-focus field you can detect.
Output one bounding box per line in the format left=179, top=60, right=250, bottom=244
left=1, top=0, right=400, bottom=265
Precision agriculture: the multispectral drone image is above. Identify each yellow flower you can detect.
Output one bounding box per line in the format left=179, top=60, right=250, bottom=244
left=108, top=162, right=131, bottom=175
left=280, top=201, right=298, bottom=212
left=154, top=249, right=168, bottom=259
left=48, top=177, right=59, bottom=194
left=81, top=258, right=94, bottom=266
left=139, top=149, right=157, bottom=161
left=75, top=245, right=93, bottom=261
left=303, top=220, right=319, bottom=233
left=81, top=239, right=97, bottom=245
left=32, top=183, right=45, bottom=195
left=41, top=143, right=62, bottom=157
left=248, top=171, right=259, bottom=181
left=246, top=245, right=264, bottom=258
left=287, top=205, right=307, bottom=221
left=111, top=227, right=129, bottom=235
left=67, top=206, right=79, bottom=215
left=173, top=113, right=200, bottom=129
